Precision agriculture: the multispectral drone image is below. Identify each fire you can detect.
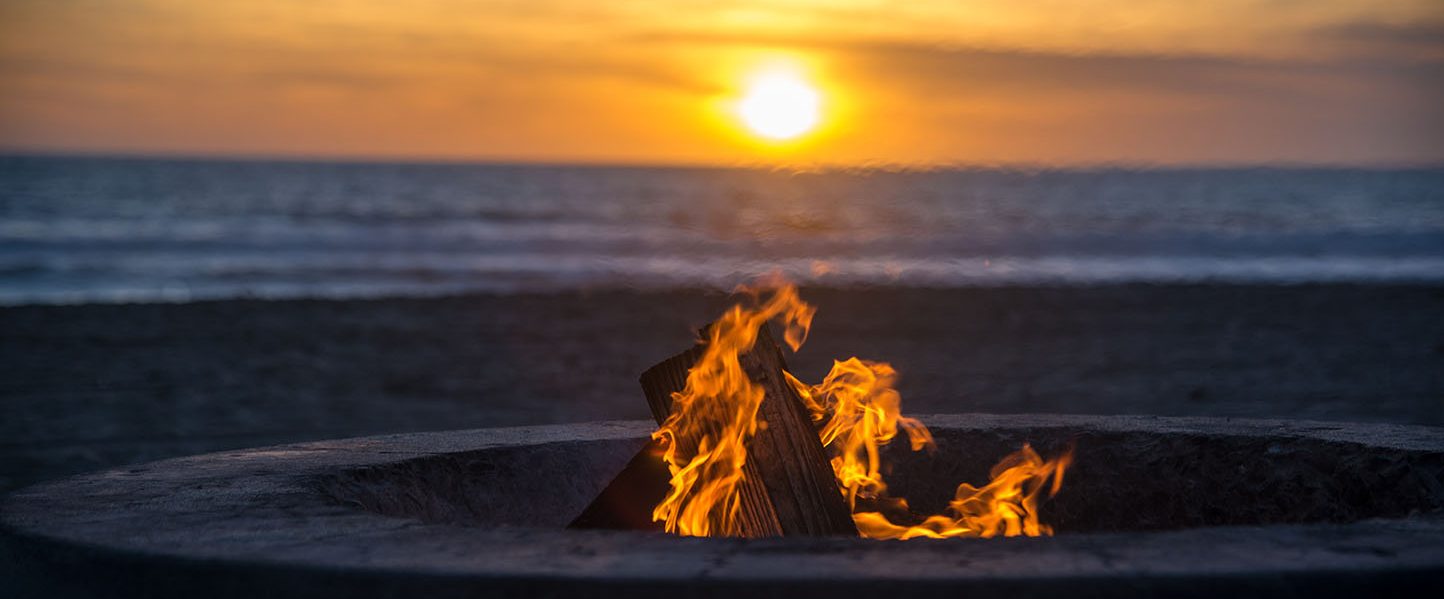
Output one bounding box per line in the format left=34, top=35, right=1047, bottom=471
left=652, top=282, right=1072, bottom=539
left=650, top=285, right=815, bottom=536
left=789, top=356, right=1072, bottom=539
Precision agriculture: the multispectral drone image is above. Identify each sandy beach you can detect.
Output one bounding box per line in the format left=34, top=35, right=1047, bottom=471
left=2, top=283, right=1441, bottom=493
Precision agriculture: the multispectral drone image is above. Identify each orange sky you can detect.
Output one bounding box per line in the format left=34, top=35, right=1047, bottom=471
left=1, top=0, right=1441, bottom=166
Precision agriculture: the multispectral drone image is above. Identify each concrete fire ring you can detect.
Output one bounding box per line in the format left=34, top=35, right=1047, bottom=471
left=4, top=414, right=1444, bottom=598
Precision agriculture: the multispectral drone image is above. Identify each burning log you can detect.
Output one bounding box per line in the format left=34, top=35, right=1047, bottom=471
left=647, top=324, right=857, bottom=537
left=570, top=324, right=858, bottom=537
left=573, top=282, right=1069, bottom=540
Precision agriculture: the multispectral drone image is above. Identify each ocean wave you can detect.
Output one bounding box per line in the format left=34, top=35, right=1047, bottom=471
left=3, top=157, right=1442, bottom=304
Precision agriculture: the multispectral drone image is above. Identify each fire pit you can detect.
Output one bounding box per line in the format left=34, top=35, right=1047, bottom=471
left=4, top=414, right=1443, bottom=597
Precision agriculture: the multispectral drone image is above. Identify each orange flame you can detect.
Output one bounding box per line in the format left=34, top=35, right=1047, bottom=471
left=650, top=285, right=814, bottom=536
left=653, top=282, right=1071, bottom=539
left=851, top=444, right=1073, bottom=539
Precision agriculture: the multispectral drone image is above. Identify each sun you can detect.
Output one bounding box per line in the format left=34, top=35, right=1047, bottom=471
left=738, top=72, right=821, bottom=141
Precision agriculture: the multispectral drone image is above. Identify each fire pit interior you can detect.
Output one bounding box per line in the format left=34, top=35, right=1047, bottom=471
left=318, top=418, right=1444, bottom=534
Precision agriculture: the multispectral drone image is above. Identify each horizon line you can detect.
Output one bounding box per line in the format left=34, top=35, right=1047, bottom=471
left=3, top=147, right=1443, bottom=173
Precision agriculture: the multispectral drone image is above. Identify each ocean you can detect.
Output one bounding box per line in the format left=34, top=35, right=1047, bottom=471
left=1, top=155, right=1442, bottom=305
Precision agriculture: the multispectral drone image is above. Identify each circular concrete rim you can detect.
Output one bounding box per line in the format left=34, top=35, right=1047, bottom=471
left=4, top=414, right=1444, bottom=586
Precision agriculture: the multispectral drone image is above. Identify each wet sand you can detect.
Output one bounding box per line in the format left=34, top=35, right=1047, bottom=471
left=2, top=284, right=1442, bottom=492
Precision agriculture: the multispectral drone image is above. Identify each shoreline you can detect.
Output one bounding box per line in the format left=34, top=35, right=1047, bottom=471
left=6, top=278, right=1444, bottom=308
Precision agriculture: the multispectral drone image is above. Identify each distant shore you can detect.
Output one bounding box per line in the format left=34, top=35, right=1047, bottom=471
left=2, top=283, right=1442, bottom=492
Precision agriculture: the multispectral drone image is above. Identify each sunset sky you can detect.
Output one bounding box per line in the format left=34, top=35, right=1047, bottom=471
left=1, top=0, right=1441, bottom=166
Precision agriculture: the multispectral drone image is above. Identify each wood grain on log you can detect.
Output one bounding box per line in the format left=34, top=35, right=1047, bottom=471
left=571, top=324, right=857, bottom=537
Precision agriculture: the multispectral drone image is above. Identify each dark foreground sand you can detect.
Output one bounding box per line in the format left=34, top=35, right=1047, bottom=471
left=2, top=284, right=1442, bottom=493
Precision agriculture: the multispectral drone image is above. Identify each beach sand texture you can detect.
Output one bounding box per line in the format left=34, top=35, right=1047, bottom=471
left=2, top=284, right=1442, bottom=493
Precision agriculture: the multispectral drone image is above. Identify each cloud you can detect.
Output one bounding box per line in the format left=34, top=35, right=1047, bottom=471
left=1310, top=20, right=1444, bottom=63
left=1315, top=20, right=1444, bottom=46
left=628, top=29, right=1443, bottom=103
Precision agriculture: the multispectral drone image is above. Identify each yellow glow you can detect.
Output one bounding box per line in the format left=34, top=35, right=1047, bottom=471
left=738, top=72, right=821, bottom=140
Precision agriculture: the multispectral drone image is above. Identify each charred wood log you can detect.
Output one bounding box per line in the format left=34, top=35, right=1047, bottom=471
left=569, top=324, right=857, bottom=537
